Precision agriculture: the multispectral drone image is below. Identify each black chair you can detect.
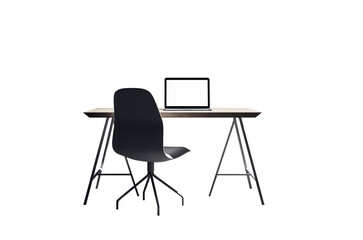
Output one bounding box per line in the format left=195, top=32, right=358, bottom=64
left=113, top=88, right=190, bottom=215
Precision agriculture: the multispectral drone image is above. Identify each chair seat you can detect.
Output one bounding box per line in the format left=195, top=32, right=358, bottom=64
left=164, top=147, right=190, bottom=159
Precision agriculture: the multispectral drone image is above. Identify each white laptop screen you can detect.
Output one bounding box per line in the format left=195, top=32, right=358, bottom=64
left=165, top=78, right=210, bottom=108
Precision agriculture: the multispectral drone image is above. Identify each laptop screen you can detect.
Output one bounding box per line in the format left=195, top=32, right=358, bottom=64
left=164, top=78, right=210, bottom=109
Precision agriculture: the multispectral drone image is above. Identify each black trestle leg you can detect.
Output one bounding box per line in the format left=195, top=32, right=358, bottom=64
left=209, top=120, right=234, bottom=196
left=83, top=118, right=109, bottom=205
left=238, top=117, right=265, bottom=205
left=95, top=118, right=114, bottom=189
left=125, top=157, right=139, bottom=196
left=234, top=118, right=252, bottom=189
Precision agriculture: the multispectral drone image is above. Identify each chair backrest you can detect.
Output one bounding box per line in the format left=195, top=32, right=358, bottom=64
left=112, top=88, right=170, bottom=162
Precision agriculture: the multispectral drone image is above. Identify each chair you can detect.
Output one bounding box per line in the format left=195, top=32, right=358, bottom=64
left=113, top=88, right=190, bottom=215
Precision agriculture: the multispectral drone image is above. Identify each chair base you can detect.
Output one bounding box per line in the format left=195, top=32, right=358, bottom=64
left=116, top=162, right=184, bottom=216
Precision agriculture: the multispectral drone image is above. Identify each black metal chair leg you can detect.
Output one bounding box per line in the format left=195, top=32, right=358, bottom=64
left=154, top=174, right=184, bottom=206
left=125, top=157, right=139, bottom=196
left=238, top=117, right=265, bottom=205
left=116, top=175, right=148, bottom=210
left=83, top=118, right=109, bottom=205
left=150, top=176, right=160, bottom=216
left=143, top=175, right=151, bottom=200
left=209, top=120, right=235, bottom=196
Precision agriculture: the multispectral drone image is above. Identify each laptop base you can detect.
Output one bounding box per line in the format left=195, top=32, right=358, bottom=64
left=163, top=108, right=211, bottom=111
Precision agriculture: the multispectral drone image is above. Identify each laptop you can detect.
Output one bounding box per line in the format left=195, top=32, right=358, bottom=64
left=164, top=77, right=211, bottom=110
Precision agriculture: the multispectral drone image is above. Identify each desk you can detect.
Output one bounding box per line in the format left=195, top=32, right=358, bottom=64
left=83, top=108, right=264, bottom=205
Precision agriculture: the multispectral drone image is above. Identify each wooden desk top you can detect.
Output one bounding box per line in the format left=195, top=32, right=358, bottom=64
left=84, top=108, right=261, bottom=118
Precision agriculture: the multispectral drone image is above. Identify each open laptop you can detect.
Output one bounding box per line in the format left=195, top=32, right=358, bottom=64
left=164, top=77, right=210, bottom=110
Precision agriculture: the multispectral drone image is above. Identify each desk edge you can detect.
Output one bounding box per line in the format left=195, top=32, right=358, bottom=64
left=84, top=110, right=261, bottom=118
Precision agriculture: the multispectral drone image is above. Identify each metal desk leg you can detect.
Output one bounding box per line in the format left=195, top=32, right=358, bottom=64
left=209, top=118, right=265, bottom=205
left=238, top=117, right=264, bottom=205
left=95, top=118, right=139, bottom=196
left=83, top=117, right=110, bottom=205
left=125, top=156, right=139, bottom=196
left=96, top=118, right=114, bottom=189
left=209, top=120, right=235, bottom=196
left=234, top=118, right=252, bottom=189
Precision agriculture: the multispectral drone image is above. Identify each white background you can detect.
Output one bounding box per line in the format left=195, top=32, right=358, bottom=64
left=1, top=0, right=363, bottom=239
left=166, top=79, right=209, bottom=107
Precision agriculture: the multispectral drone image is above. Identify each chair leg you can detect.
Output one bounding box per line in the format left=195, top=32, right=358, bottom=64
left=116, top=163, right=183, bottom=215
left=154, top=174, right=184, bottom=206
left=143, top=175, right=151, bottom=200
left=150, top=176, right=160, bottom=216
left=116, top=175, right=148, bottom=210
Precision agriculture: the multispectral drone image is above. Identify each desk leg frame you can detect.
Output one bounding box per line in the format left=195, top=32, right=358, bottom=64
left=84, top=118, right=110, bottom=205
left=234, top=118, right=252, bottom=189
left=209, top=117, right=264, bottom=205
left=209, top=120, right=234, bottom=197
left=83, top=117, right=139, bottom=205
left=95, top=118, right=114, bottom=189
left=239, top=117, right=264, bottom=205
